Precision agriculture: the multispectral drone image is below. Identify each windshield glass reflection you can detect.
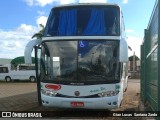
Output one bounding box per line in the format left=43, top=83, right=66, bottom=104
left=40, top=40, right=120, bottom=82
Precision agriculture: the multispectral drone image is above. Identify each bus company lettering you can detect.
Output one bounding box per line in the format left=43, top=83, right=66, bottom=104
left=90, top=87, right=106, bottom=93
left=45, top=84, right=61, bottom=91
left=11, top=112, right=42, bottom=118
left=28, top=113, right=42, bottom=117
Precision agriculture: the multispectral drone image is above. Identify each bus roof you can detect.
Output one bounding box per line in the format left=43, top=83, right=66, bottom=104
left=52, top=3, right=120, bottom=9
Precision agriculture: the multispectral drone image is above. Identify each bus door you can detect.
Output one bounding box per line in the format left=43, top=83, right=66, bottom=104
left=35, top=46, right=42, bottom=105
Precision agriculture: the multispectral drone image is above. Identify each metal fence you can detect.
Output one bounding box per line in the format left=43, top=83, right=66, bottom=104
left=141, top=0, right=160, bottom=111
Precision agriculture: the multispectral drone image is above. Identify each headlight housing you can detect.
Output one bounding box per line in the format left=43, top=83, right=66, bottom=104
left=98, top=91, right=119, bottom=97
left=41, top=89, right=57, bottom=97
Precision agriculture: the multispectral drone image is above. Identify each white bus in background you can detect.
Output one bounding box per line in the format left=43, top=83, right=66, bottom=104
left=25, top=3, right=128, bottom=109
left=0, top=64, right=36, bottom=82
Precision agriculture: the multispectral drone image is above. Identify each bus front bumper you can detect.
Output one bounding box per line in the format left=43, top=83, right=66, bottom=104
left=41, top=94, right=120, bottom=109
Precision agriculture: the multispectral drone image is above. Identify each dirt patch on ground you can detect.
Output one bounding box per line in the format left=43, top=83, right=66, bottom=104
left=112, top=79, right=140, bottom=111
left=116, top=92, right=140, bottom=111
left=109, top=79, right=142, bottom=120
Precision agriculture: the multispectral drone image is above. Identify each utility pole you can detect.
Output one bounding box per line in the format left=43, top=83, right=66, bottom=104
left=133, top=51, right=135, bottom=78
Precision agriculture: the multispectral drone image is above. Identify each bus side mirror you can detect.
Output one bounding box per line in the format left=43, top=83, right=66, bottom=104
left=24, top=39, right=42, bottom=64
left=119, top=39, right=128, bottom=62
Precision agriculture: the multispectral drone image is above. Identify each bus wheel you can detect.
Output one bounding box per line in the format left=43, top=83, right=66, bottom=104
left=30, top=76, right=36, bottom=82
left=5, top=76, right=12, bottom=82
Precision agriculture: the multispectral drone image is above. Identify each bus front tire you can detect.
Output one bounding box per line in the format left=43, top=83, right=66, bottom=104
left=5, top=76, right=12, bottom=82
left=30, top=76, right=36, bottom=82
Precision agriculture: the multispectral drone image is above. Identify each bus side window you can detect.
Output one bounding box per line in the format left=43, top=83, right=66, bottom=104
left=0, top=67, right=8, bottom=73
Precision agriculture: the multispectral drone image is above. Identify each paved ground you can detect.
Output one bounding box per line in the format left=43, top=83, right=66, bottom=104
left=0, top=79, right=142, bottom=119
left=0, top=92, right=37, bottom=111
left=0, top=82, right=37, bottom=111
left=0, top=82, right=37, bottom=98
left=115, top=79, right=140, bottom=111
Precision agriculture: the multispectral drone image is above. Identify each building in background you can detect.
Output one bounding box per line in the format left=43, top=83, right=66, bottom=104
left=128, top=55, right=140, bottom=78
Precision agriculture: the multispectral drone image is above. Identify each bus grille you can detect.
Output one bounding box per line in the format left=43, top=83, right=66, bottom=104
left=56, top=93, right=99, bottom=98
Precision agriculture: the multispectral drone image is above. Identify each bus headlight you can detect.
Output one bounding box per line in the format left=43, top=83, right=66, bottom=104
left=41, top=89, right=57, bottom=97
left=98, top=91, right=119, bottom=97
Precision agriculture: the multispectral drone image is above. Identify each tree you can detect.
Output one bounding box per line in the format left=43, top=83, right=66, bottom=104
left=11, top=56, right=35, bottom=65
left=32, top=24, right=45, bottom=39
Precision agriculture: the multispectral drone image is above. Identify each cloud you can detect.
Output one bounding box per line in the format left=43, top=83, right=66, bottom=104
left=127, top=35, right=143, bottom=58
left=16, top=24, right=38, bottom=36
left=122, top=0, right=128, bottom=4
left=126, top=28, right=142, bottom=39
left=0, top=24, right=38, bottom=59
left=25, top=0, right=54, bottom=7
left=24, top=0, right=108, bottom=7
left=37, top=11, right=45, bottom=16
left=24, top=0, right=34, bottom=6
left=126, top=29, right=135, bottom=33
left=36, top=16, right=48, bottom=26
left=0, top=13, right=48, bottom=59
left=0, top=11, right=49, bottom=59
left=58, top=0, right=77, bottom=4
left=35, top=0, right=54, bottom=7
left=79, top=0, right=107, bottom=3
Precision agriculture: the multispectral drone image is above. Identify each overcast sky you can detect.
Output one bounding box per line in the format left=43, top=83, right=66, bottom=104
left=0, top=0, right=156, bottom=59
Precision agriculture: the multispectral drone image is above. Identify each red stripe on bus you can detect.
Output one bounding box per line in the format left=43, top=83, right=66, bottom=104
left=45, top=84, right=61, bottom=91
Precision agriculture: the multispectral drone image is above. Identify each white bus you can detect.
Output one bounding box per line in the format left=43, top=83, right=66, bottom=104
left=0, top=64, right=36, bottom=82
left=25, top=3, right=128, bottom=109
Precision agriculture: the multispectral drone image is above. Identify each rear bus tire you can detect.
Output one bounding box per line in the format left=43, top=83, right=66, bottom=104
left=5, top=76, right=12, bottom=82
left=29, top=76, right=36, bottom=82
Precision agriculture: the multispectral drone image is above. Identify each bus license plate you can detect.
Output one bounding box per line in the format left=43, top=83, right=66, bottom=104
left=71, top=102, right=84, bottom=107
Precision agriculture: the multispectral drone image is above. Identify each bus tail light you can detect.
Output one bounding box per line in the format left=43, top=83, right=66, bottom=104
left=41, top=89, right=57, bottom=97
left=98, top=91, right=119, bottom=97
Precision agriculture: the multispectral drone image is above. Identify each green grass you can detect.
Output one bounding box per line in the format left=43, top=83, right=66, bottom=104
left=0, top=80, right=6, bottom=83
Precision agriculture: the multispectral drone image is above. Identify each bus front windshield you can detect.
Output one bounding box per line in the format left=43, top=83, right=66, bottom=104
left=44, top=6, right=120, bottom=36
left=40, top=40, right=120, bottom=83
